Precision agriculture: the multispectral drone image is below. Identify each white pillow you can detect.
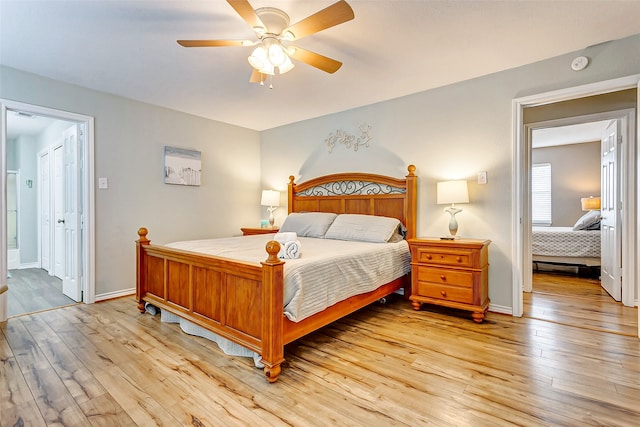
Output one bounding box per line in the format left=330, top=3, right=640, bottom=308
left=572, top=210, right=601, bottom=231
left=279, top=212, right=337, bottom=238
left=324, top=214, right=401, bottom=243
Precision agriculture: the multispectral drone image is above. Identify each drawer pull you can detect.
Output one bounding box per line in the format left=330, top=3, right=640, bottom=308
left=440, top=290, right=447, bottom=297
left=440, top=274, right=446, bottom=281
left=456, top=256, right=462, bottom=263
left=426, top=254, right=432, bottom=260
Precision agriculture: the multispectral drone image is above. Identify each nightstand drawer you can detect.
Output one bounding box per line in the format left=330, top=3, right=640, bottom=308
left=414, top=247, right=472, bottom=267
left=415, top=266, right=473, bottom=287
left=417, top=282, right=473, bottom=304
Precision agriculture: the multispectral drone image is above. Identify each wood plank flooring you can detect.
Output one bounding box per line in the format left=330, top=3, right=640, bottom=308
left=7, top=268, right=76, bottom=317
left=1, top=287, right=639, bottom=426
left=525, top=272, right=637, bottom=336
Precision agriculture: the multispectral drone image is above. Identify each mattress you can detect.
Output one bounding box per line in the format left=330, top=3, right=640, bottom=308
left=166, top=234, right=411, bottom=322
left=532, top=226, right=600, bottom=258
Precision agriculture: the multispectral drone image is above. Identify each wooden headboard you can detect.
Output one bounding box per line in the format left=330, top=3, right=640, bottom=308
left=287, top=165, right=417, bottom=239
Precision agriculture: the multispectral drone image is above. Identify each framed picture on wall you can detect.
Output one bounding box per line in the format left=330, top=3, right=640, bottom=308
left=164, top=146, right=201, bottom=186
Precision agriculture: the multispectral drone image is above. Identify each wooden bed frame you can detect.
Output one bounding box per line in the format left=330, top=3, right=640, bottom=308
left=136, top=165, right=417, bottom=383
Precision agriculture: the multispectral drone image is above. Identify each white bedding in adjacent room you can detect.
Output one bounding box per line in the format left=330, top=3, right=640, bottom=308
left=166, top=234, right=411, bottom=322
left=532, top=226, right=600, bottom=258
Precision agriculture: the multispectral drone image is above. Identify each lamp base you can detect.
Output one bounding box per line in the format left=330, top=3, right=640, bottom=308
left=444, top=206, right=463, bottom=238
left=267, top=206, right=277, bottom=227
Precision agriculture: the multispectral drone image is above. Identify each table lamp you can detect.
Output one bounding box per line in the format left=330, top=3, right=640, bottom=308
left=261, top=190, right=280, bottom=227
left=437, top=180, right=469, bottom=238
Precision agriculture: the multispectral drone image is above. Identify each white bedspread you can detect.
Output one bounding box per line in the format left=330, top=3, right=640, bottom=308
left=166, top=235, right=410, bottom=322
left=532, top=226, right=600, bottom=258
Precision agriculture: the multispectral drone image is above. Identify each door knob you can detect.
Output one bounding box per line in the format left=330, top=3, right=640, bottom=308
left=57, top=219, right=65, bottom=224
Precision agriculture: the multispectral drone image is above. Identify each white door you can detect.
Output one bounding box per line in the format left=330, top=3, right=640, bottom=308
left=39, top=151, right=51, bottom=272
left=600, top=120, right=621, bottom=301
left=53, top=144, right=65, bottom=279
left=62, top=125, right=82, bottom=302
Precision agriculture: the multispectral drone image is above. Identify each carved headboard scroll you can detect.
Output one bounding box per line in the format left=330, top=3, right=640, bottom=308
left=288, top=165, right=417, bottom=239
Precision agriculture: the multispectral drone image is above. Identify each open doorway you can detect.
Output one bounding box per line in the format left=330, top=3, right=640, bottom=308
left=512, top=75, right=640, bottom=339
left=1, top=100, right=95, bottom=321
left=525, top=117, right=637, bottom=334
left=530, top=120, right=605, bottom=276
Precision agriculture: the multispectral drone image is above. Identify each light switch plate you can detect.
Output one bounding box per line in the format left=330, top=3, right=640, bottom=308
left=477, top=171, right=487, bottom=185
left=98, top=177, right=108, bottom=189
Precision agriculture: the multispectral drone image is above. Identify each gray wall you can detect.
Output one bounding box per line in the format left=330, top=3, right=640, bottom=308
left=261, top=33, right=640, bottom=311
left=532, top=141, right=601, bottom=227
left=1, top=66, right=261, bottom=297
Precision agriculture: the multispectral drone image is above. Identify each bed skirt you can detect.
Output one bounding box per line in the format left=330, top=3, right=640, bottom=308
left=147, top=303, right=263, bottom=368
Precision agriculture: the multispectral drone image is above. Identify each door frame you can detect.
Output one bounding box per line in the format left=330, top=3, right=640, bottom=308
left=512, top=74, right=640, bottom=337
left=52, top=141, right=65, bottom=280
left=0, top=100, right=95, bottom=321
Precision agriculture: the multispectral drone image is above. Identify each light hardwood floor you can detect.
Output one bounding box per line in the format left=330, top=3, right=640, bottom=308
left=526, top=272, right=637, bottom=336
left=7, top=268, right=77, bottom=317
left=1, top=284, right=639, bottom=426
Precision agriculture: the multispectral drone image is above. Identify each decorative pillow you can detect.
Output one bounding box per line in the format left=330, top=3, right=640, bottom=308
left=583, top=220, right=601, bottom=231
left=279, top=212, right=338, bottom=238
left=324, top=214, right=401, bottom=243
left=572, top=210, right=601, bottom=231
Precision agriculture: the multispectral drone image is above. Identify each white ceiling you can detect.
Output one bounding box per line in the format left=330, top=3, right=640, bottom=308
left=6, top=112, right=57, bottom=139
left=532, top=120, right=612, bottom=149
left=1, top=1, right=640, bottom=132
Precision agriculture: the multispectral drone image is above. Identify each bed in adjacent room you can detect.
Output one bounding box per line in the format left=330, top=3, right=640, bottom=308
left=531, top=209, right=601, bottom=276
left=136, top=165, right=417, bottom=383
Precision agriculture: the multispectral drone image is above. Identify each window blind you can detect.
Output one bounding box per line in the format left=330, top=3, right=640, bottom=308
left=532, top=163, right=552, bottom=225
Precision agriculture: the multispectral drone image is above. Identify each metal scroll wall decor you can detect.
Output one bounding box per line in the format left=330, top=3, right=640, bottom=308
left=325, top=123, right=372, bottom=153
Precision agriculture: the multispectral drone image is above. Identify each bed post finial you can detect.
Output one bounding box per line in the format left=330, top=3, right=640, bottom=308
left=405, top=166, right=417, bottom=239
left=136, top=227, right=151, bottom=314
left=137, top=227, right=149, bottom=244
left=264, top=240, right=281, bottom=264
left=288, top=176, right=296, bottom=214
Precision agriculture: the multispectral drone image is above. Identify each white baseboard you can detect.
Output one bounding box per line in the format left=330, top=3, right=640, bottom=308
left=489, top=303, right=512, bottom=316
left=95, top=288, right=135, bottom=302
left=18, top=262, right=39, bottom=269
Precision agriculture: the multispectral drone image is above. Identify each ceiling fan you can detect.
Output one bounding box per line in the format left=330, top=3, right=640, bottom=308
left=177, top=0, right=354, bottom=84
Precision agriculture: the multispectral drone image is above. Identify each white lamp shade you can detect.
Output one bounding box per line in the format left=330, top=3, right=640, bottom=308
left=261, top=190, right=280, bottom=207
left=437, top=180, right=469, bottom=205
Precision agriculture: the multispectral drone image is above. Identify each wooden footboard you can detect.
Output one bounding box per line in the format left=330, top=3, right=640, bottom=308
left=136, top=228, right=286, bottom=382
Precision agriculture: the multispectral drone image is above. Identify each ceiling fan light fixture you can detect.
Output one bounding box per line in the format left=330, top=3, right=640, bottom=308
left=282, top=30, right=295, bottom=41
left=278, top=55, right=295, bottom=74
left=259, top=61, right=275, bottom=76
left=248, top=45, right=267, bottom=69
left=267, top=43, right=287, bottom=66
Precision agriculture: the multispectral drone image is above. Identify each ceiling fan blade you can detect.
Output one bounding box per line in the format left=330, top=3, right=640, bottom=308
left=288, top=47, right=343, bottom=74
left=283, top=0, right=354, bottom=40
left=249, top=69, right=267, bottom=83
left=227, top=0, right=264, bottom=31
left=177, top=40, right=246, bottom=47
